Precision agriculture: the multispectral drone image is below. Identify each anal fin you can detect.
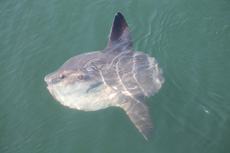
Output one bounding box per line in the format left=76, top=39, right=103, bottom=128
left=121, top=96, right=153, bottom=140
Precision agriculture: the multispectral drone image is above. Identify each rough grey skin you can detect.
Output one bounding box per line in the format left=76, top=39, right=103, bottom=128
left=44, top=12, right=164, bottom=140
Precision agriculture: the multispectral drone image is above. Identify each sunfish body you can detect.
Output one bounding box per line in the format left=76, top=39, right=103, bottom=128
left=44, top=12, right=164, bottom=140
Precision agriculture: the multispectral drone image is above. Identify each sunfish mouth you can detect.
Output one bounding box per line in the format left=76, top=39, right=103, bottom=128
left=44, top=74, right=56, bottom=96
left=44, top=73, right=53, bottom=85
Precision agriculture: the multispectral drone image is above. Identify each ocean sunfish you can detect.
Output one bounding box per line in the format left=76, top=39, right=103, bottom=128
left=44, top=12, right=164, bottom=140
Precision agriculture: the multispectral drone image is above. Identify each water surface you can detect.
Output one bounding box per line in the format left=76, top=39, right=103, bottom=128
left=1, top=0, right=230, bottom=153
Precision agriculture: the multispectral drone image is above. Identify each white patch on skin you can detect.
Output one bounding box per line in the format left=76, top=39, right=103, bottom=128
left=109, top=93, right=117, bottom=100
left=128, top=86, right=138, bottom=90
left=121, top=91, right=132, bottom=96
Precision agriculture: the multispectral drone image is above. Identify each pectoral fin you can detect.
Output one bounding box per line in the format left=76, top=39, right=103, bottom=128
left=121, top=97, right=153, bottom=140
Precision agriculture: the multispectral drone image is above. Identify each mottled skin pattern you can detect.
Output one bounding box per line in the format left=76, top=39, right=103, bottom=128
left=44, top=12, right=164, bottom=140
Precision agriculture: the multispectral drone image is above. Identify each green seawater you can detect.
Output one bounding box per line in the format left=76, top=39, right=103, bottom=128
left=1, top=0, right=230, bottom=153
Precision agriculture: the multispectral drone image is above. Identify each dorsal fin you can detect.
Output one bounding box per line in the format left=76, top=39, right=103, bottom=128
left=105, top=12, right=133, bottom=52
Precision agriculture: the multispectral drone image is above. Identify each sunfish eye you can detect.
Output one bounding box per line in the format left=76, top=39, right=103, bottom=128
left=60, top=74, right=65, bottom=79
left=78, top=75, right=84, bottom=80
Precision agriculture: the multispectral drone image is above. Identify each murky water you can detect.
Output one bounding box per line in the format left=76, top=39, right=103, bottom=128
left=1, top=0, right=230, bottom=153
